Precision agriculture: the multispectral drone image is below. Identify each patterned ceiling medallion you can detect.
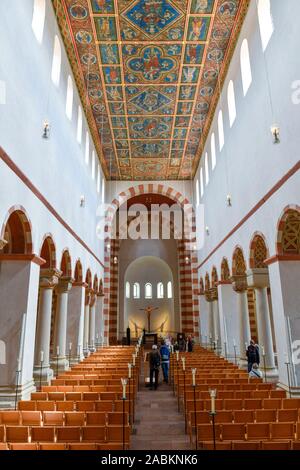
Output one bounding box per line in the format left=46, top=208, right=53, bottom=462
left=122, top=0, right=183, bottom=39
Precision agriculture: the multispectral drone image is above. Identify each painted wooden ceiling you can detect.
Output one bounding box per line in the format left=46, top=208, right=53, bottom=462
left=54, top=0, right=249, bottom=180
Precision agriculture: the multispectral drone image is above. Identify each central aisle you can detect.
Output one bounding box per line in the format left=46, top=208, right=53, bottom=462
left=131, top=365, right=191, bottom=450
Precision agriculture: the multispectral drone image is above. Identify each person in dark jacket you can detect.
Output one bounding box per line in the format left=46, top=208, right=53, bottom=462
left=148, top=345, right=161, bottom=390
left=246, top=340, right=260, bottom=373
left=160, top=341, right=170, bottom=383
left=187, top=335, right=194, bottom=353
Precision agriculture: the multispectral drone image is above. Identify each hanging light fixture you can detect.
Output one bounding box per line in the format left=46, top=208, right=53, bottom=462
left=42, top=120, right=50, bottom=139
left=271, top=124, right=280, bottom=144
left=226, top=194, right=232, bottom=207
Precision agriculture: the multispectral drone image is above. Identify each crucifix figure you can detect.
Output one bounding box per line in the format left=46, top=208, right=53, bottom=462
left=139, top=306, right=159, bottom=333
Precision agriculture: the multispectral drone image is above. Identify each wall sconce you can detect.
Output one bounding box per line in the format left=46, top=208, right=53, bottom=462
left=205, top=226, right=210, bottom=236
left=107, top=243, right=111, bottom=252
left=80, top=195, right=85, bottom=207
left=226, top=194, right=232, bottom=207
left=185, top=256, right=190, bottom=265
left=42, top=120, right=50, bottom=139
left=113, top=256, right=118, bottom=265
left=271, top=124, right=280, bottom=144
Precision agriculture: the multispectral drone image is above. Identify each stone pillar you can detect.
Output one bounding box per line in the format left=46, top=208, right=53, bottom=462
left=205, top=290, right=214, bottom=347
left=67, top=281, right=87, bottom=364
left=89, top=291, right=96, bottom=352
left=0, top=254, right=44, bottom=405
left=232, top=275, right=251, bottom=363
left=52, top=277, right=73, bottom=371
left=33, top=269, right=61, bottom=385
left=83, top=289, right=91, bottom=356
left=95, top=293, right=104, bottom=347
left=210, top=288, right=221, bottom=346
left=217, top=281, right=239, bottom=358
left=266, top=255, right=300, bottom=389
left=247, top=268, right=277, bottom=378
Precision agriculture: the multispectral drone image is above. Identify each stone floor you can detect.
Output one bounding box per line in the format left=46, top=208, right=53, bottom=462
left=131, top=369, right=191, bottom=450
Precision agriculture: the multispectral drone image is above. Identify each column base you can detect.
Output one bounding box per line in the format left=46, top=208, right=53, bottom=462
left=50, top=357, right=69, bottom=373
left=0, top=380, right=36, bottom=409
left=262, top=367, right=279, bottom=382
left=238, top=359, right=248, bottom=370
left=33, top=365, right=54, bottom=388
left=89, top=346, right=96, bottom=353
left=83, top=348, right=90, bottom=358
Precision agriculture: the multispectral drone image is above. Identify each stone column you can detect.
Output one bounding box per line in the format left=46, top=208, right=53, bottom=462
left=205, top=290, right=214, bottom=347
left=0, top=254, right=44, bottom=405
left=95, top=293, right=104, bottom=347
left=52, top=277, right=73, bottom=371
left=217, top=281, right=238, bottom=358
left=210, top=288, right=221, bottom=346
left=89, top=291, right=96, bottom=352
left=247, top=268, right=277, bottom=378
left=83, top=289, right=91, bottom=356
left=67, top=281, right=87, bottom=364
left=33, top=269, right=61, bottom=385
left=232, top=275, right=251, bottom=363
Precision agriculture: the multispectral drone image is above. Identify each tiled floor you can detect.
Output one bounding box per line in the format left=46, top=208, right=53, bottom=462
left=131, top=372, right=191, bottom=450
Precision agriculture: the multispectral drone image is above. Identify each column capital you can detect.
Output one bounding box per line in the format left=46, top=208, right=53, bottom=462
left=40, top=268, right=62, bottom=289
left=0, top=238, right=8, bottom=250
left=210, top=287, right=219, bottom=301
left=204, top=290, right=212, bottom=302
left=73, top=281, right=88, bottom=288
left=89, top=290, right=96, bottom=307
left=246, top=268, right=269, bottom=289
left=56, top=276, right=74, bottom=293
left=231, top=274, right=248, bottom=293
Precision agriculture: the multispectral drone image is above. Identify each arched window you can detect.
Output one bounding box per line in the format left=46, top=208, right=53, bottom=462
left=240, top=39, right=252, bottom=96
left=145, top=283, right=152, bottom=299
left=66, top=75, right=73, bottom=120
left=218, top=110, right=224, bottom=151
left=133, top=282, right=140, bottom=299
left=200, top=167, right=204, bottom=197
left=258, top=0, right=274, bottom=51
left=32, top=0, right=46, bottom=44
left=126, top=282, right=130, bottom=299
left=102, top=177, right=105, bottom=203
left=211, top=133, right=216, bottom=170
left=227, top=80, right=236, bottom=127
left=167, top=281, right=172, bottom=299
left=195, top=179, right=200, bottom=207
left=51, top=35, right=61, bottom=86
left=92, top=151, right=96, bottom=180
left=77, top=106, right=83, bottom=143
left=157, top=282, right=164, bottom=299
left=97, top=165, right=101, bottom=193
left=85, top=132, right=89, bottom=165
left=205, top=152, right=209, bottom=185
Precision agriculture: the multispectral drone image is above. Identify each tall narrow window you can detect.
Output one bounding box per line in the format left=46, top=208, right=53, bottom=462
left=218, top=110, right=225, bottom=151
left=97, top=165, right=101, bottom=193
left=227, top=80, right=236, bottom=127
left=51, top=35, right=61, bottom=86
left=126, top=282, right=130, bottom=299
left=32, top=0, right=46, bottom=44
left=200, top=167, right=204, bottom=197
left=145, top=283, right=152, bottom=299
left=77, top=106, right=82, bottom=143
left=92, top=151, right=95, bottom=180
left=196, top=179, right=200, bottom=207
left=85, top=132, right=89, bottom=165
left=258, top=0, right=274, bottom=51
left=66, top=76, right=73, bottom=120
left=167, top=281, right=172, bottom=299
left=102, top=178, right=105, bottom=203
left=211, top=133, right=216, bottom=170
left=157, top=282, right=164, bottom=299
left=205, top=153, right=209, bottom=185
left=241, top=39, right=252, bottom=96
left=133, top=282, right=140, bottom=299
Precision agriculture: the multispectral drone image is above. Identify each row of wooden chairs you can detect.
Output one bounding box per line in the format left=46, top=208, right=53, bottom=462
left=185, top=398, right=299, bottom=413
left=31, top=391, right=123, bottom=402
left=0, top=424, right=130, bottom=445
left=19, top=399, right=131, bottom=412
left=197, top=422, right=300, bottom=442
left=183, top=390, right=284, bottom=401
left=199, top=441, right=300, bottom=451
left=0, top=411, right=129, bottom=427
left=0, top=442, right=123, bottom=450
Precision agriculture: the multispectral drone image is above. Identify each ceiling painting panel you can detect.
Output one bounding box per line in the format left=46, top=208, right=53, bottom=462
left=54, top=0, right=249, bottom=180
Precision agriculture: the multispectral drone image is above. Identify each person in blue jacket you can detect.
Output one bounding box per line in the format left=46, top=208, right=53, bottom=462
left=160, top=341, right=170, bottom=384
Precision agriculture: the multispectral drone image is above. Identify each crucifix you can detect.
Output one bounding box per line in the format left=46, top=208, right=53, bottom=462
left=139, top=306, right=159, bottom=333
